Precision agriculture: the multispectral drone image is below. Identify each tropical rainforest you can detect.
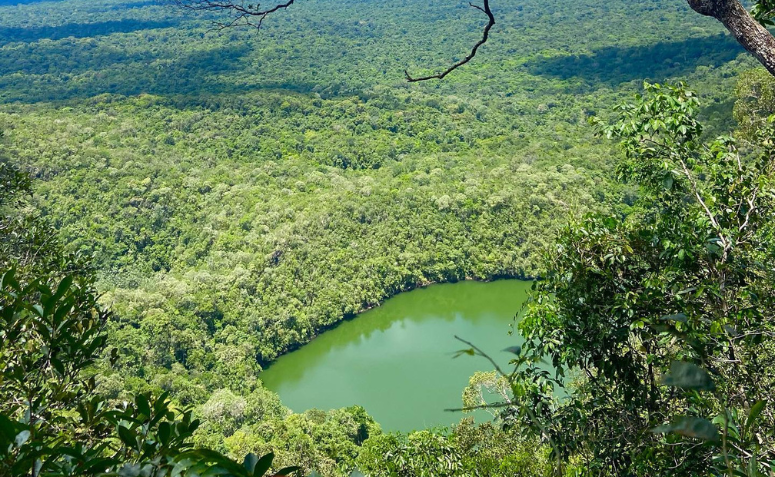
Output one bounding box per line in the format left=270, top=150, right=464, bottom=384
left=1, top=0, right=774, bottom=474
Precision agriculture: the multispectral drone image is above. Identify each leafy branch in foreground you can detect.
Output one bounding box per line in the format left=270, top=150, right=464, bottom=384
left=0, top=268, right=303, bottom=477
left=0, top=166, right=306, bottom=477
left=652, top=361, right=771, bottom=476
left=453, top=83, right=775, bottom=476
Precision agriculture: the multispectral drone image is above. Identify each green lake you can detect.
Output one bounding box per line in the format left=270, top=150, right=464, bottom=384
left=261, top=280, right=532, bottom=432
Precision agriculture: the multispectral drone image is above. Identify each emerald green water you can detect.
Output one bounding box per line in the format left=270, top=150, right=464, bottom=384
left=261, top=280, right=532, bottom=432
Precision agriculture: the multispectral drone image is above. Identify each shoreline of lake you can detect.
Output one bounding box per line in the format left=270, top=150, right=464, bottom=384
left=260, top=279, right=533, bottom=432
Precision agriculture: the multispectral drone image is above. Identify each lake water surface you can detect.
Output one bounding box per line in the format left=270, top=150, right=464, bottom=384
left=261, top=280, right=532, bottom=432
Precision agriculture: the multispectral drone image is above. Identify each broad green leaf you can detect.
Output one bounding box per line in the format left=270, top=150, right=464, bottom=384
left=0, top=415, right=17, bottom=442
left=652, top=416, right=719, bottom=441
left=117, top=425, right=138, bottom=449
left=659, top=313, right=687, bottom=323
left=253, top=452, right=275, bottom=476
left=744, top=400, right=766, bottom=438
left=135, top=394, right=151, bottom=419
left=276, top=466, right=302, bottom=476
left=118, top=464, right=142, bottom=477
left=661, top=361, right=715, bottom=391
left=723, top=325, right=741, bottom=337
left=52, top=275, right=73, bottom=302
left=14, top=430, right=30, bottom=447
left=153, top=391, right=170, bottom=414
left=184, top=449, right=246, bottom=475
left=243, top=453, right=259, bottom=473
left=51, top=357, right=65, bottom=375
left=158, top=422, right=172, bottom=446
left=0, top=269, right=17, bottom=290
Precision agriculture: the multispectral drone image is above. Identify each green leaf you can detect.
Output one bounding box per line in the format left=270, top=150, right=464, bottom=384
left=253, top=452, right=274, bottom=476
left=652, top=416, right=719, bottom=441
left=135, top=394, right=151, bottom=419
left=51, top=357, right=65, bottom=376
left=723, top=325, right=741, bottom=337
left=661, top=361, right=715, bottom=391
left=243, top=453, right=259, bottom=473
left=118, top=464, right=143, bottom=477
left=0, top=414, right=17, bottom=436
left=659, top=313, right=687, bottom=323
left=158, top=422, right=171, bottom=446
left=452, top=348, right=475, bottom=359
left=276, top=466, right=302, bottom=476
left=153, top=391, right=170, bottom=414
left=180, top=449, right=246, bottom=475
left=117, top=425, right=138, bottom=449
left=14, top=430, right=30, bottom=447
left=52, top=275, right=73, bottom=302
left=0, top=269, right=18, bottom=290
left=744, top=400, right=766, bottom=438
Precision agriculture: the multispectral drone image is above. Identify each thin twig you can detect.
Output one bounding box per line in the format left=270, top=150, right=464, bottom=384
left=452, top=335, right=563, bottom=476
left=174, top=0, right=295, bottom=30
left=454, top=335, right=509, bottom=378
left=445, top=401, right=514, bottom=412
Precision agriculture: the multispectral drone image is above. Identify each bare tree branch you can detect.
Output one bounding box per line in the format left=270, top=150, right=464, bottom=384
left=174, top=0, right=496, bottom=81
left=405, top=0, right=495, bottom=82
left=173, top=0, right=296, bottom=30
left=454, top=335, right=510, bottom=378
left=445, top=401, right=514, bottom=412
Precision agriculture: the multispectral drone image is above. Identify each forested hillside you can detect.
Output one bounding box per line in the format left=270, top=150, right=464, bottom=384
left=1, top=0, right=773, bottom=474
left=0, top=0, right=753, bottom=383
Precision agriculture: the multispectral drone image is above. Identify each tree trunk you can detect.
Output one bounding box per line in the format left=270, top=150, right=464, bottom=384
left=688, top=0, right=775, bottom=76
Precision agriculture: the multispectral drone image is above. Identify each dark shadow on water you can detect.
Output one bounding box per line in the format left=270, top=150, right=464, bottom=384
left=0, top=19, right=177, bottom=45
left=525, top=34, right=744, bottom=84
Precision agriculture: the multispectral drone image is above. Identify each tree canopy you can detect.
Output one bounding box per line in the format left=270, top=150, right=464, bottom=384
left=175, top=0, right=775, bottom=79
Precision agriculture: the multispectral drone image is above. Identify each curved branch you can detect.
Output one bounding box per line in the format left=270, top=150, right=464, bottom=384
left=687, top=0, right=775, bottom=76
left=174, top=0, right=496, bottom=80
left=174, top=0, right=295, bottom=29
left=405, top=0, right=495, bottom=82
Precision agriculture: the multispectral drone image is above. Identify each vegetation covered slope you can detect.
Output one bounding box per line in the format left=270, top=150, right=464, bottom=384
left=0, top=0, right=755, bottom=393
left=2, top=0, right=774, bottom=474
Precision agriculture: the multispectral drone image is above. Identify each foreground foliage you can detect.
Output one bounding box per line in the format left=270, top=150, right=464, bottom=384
left=3, top=0, right=774, bottom=474
left=497, top=83, right=775, bottom=475
left=1, top=163, right=304, bottom=476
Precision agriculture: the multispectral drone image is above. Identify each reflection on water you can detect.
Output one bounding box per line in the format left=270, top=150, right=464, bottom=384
left=261, top=280, right=532, bottom=432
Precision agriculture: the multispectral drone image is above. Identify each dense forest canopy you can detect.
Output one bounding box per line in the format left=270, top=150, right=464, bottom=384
left=177, top=0, right=775, bottom=80
left=1, top=0, right=774, bottom=475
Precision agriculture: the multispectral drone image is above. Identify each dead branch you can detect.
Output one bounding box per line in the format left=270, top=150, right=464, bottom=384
left=173, top=0, right=296, bottom=30
left=405, top=0, right=495, bottom=81
left=174, top=0, right=495, bottom=81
